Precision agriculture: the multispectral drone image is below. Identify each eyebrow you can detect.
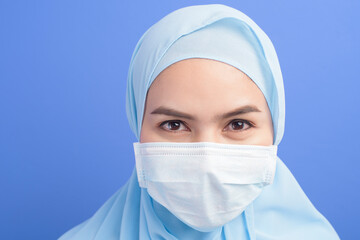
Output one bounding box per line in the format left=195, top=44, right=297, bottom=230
left=150, top=105, right=261, bottom=121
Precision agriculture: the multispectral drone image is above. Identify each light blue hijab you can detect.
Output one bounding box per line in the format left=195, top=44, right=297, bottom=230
left=59, top=4, right=339, bottom=240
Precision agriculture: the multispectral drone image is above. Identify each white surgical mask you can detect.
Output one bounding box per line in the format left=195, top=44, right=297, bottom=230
left=133, top=141, right=277, bottom=232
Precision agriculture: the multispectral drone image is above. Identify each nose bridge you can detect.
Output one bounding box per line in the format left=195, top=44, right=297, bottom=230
left=192, top=125, right=221, bottom=143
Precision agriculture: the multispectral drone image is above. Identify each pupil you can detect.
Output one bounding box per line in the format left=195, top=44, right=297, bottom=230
left=170, top=121, right=180, bottom=130
left=232, top=121, right=244, bottom=130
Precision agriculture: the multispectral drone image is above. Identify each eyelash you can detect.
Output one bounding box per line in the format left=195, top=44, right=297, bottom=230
left=159, top=120, right=190, bottom=133
left=224, top=119, right=254, bottom=132
left=158, top=119, right=254, bottom=133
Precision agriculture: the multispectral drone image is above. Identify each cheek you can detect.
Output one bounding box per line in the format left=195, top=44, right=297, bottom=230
left=230, top=127, right=273, bottom=146
left=139, top=113, right=152, bottom=143
left=243, top=112, right=273, bottom=146
left=255, top=128, right=274, bottom=145
left=256, top=113, right=274, bottom=145
left=265, top=110, right=274, bottom=144
left=139, top=120, right=154, bottom=143
left=140, top=115, right=167, bottom=143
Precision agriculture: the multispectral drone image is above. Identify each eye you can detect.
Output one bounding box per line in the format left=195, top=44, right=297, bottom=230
left=224, top=119, right=253, bottom=132
left=159, top=120, right=189, bottom=132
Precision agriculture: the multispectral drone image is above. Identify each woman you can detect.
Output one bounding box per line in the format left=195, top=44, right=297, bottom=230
left=59, top=4, right=339, bottom=239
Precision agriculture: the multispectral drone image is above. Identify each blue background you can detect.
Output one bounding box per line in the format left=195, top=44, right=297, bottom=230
left=1, top=1, right=359, bottom=239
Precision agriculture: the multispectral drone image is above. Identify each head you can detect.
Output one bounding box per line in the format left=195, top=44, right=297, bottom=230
left=140, top=58, right=273, bottom=145
left=126, top=4, right=285, bottom=146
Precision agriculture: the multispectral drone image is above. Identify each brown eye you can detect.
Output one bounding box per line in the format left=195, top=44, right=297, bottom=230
left=160, top=120, right=189, bottom=132
left=226, top=119, right=252, bottom=131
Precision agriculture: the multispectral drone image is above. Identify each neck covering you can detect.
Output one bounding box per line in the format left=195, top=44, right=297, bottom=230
left=59, top=4, right=339, bottom=240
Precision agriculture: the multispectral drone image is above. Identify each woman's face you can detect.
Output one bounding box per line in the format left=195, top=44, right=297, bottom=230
left=140, top=58, right=273, bottom=145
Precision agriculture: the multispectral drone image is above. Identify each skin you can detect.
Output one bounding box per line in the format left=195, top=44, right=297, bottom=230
left=140, top=58, right=273, bottom=146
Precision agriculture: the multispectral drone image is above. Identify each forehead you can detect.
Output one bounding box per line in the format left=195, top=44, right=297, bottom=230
left=145, top=58, right=269, bottom=116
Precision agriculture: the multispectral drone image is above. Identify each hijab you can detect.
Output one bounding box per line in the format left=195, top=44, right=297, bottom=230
left=59, top=4, right=339, bottom=240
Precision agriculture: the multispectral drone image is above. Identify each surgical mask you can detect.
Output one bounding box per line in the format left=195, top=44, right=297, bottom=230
left=133, top=141, right=277, bottom=232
